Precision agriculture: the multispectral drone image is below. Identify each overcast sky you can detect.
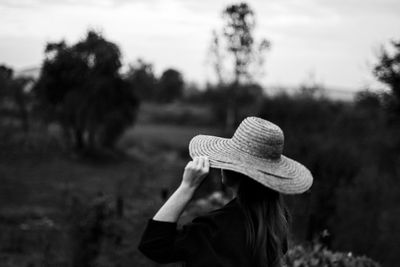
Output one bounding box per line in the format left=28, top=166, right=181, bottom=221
left=0, top=0, right=399, bottom=91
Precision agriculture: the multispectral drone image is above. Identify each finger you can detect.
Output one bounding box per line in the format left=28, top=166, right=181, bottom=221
left=193, top=156, right=200, bottom=168
left=196, top=156, right=203, bottom=169
left=197, top=156, right=204, bottom=169
left=204, top=157, right=210, bottom=171
left=201, top=156, right=207, bottom=169
left=200, top=156, right=207, bottom=169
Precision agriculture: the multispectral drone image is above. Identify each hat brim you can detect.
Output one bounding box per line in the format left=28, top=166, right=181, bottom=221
left=189, top=135, right=313, bottom=194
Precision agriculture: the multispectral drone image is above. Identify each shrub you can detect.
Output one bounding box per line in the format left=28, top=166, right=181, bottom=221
left=283, top=243, right=381, bottom=267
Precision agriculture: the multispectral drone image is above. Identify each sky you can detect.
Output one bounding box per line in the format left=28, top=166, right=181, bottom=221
left=0, top=0, right=399, bottom=92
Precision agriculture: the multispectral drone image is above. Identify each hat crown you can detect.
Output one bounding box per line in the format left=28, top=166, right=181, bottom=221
left=231, top=117, right=284, bottom=159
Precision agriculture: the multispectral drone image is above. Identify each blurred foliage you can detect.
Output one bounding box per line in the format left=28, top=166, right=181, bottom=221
left=257, top=91, right=398, bottom=267
left=125, top=59, right=184, bottom=103
left=209, top=2, right=270, bottom=84
left=33, top=30, right=140, bottom=153
left=373, top=39, right=400, bottom=120
left=283, top=243, right=381, bottom=267
left=125, top=59, right=158, bottom=101
left=0, top=65, right=33, bottom=132
left=185, top=82, right=264, bottom=130
left=157, top=69, right=184, bottom=103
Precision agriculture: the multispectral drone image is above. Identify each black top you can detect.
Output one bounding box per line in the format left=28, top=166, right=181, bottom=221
left=138, top=198, right=253, bottom=267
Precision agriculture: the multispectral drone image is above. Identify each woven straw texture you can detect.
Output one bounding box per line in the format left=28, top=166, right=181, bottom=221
left=189, top=117, right=313, bottom=194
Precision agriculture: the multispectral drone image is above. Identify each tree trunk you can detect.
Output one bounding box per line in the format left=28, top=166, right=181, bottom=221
left=74, top=128, right=85, bottom=151
left=14, top=91, right=30, bottom=132
left=225, top=82, right=239, bottom=133
left=20, top=108, right=30, bottom=132
left=88, top=125, right=96, bottom=151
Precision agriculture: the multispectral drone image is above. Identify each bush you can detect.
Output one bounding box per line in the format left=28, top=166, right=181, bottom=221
left=284, top=243, right=381, bottom=267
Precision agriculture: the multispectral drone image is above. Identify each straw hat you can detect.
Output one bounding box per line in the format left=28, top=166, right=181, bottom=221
left=189, top=117, right=313, bottom=194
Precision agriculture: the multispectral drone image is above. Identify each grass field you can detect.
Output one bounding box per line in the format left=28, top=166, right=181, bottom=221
left=119, top=122, right=224, bottom=151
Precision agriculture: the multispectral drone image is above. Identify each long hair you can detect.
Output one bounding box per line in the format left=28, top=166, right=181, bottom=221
left=223, top=170, right=290, bottom=267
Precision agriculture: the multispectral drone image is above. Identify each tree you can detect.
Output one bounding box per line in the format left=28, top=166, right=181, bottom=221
left=222, top=3, right=270, bottom=84
left=373, top=40, right=400, bottom=120
left=0, top=65, right=13, bottom=91
left=208, top=30, right=225, bottom=85
left=10, top=76, right=33, bottom=132
left=0, top=65, right=13, bottom=104
left=34, top=30, right=140, bottom=152
left=125, top=59, right=157, bottom=101
left=157, top=68, right=184, bottom=103
left=208, top=2, right=270, bottom=131
left=0, top=65, right=33, bottom=131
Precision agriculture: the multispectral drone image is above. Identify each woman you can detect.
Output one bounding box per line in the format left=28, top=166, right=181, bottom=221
left=138, top=117, right=313, bottom=267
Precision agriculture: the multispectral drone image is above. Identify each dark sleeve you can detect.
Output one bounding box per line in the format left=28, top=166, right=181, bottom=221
left=137, top=219, right=179, bottom=263
left=283, top=237, right=289, bottom=255
left=138, top=217, right=217, bottom=264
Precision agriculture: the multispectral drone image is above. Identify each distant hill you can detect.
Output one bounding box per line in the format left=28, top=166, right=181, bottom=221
left=324, top=88, right=358, bottom=101
left=265, top=85, right=358, bottom=101
left=15, top=66, right=41, bottom=80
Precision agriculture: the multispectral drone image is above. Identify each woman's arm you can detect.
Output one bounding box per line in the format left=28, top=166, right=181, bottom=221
left=138, top=156, right=210, bottom=263
left=153, top=156, right=210, bottom=222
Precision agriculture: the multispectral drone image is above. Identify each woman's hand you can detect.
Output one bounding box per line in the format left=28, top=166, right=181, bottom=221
left=152, top=156, right=210, bottom=222
left=181, top=156, right=210, bottom=189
